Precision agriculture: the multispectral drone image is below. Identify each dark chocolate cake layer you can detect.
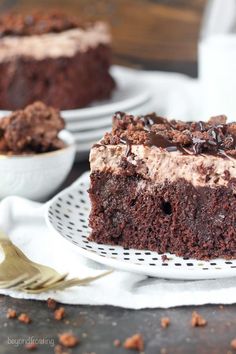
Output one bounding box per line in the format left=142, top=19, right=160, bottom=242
left=89, top=112, right=236, bottom=260
left=89, top=171, right=236, bottom=260
left=0, top=13, right=115, bottom=110
left=0, top=44, right=114, bottom=110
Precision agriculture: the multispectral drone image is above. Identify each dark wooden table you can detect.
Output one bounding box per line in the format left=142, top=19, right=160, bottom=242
left=1, top=162, right=236, bottom=354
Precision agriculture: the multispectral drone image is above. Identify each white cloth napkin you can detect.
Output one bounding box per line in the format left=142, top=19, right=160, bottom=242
left=1, top=172, right=236, bottom=310
left=0, top=69, right=235, bottom=309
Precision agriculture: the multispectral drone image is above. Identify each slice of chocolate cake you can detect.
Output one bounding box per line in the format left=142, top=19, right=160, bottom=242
left=0, top=12, right=115, bottom=110
left=89, top=112, right=236, bottom=260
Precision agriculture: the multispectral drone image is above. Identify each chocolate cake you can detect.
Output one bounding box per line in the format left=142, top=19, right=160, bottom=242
left=0, top=101, right=65, bottom=154
left=89, top=112, right=236, bottom=260
left=0, top=12, right=115, bottom=110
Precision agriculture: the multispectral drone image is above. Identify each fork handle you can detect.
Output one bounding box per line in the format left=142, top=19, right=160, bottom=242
left=0, top=230, right=8, bottom=241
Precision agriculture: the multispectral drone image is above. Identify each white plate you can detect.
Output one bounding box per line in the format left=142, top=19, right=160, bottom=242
left=73, top=126, right=110, bottom=142
left=61, top=66, right=151, bottom=121
left=65, top=95, right=151, bottom=131
left=66, top=115, right=112, bottom=131
left=46, top=173, right=236, bottom=280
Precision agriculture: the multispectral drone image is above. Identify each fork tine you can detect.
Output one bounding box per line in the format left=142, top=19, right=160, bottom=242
left=39, top=273, right=68, bottom=287
left=23, top=270, right=113, bottom=294
left=23, top=276, right=54, bottom=290
left=22, top=273, right=68, bottom=291
left=14, top=274, right=42, bottom=289
left=0, top=273, right=30, bottom=289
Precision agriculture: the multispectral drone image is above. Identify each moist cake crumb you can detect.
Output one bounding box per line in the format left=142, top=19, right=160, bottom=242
left=47, top=298, right=57, bottom=310
left=18, top=313, right=31, bottom=324
left=113, top=339, right=121, bottom=347
left=54, top=307, right=65, bottom=321
left=24, top=343, right=37, bottom=351
left=6, top=308, right=17, bottom=319
left=58, top=332, right=79, bottom=348
left=123, top=333, right=144, bottom=351
left=54, top=344, right=66, bottom=354
left=161, top=317, right=170, bottom=328
left=231, top=339, right=236, bottom=350
left=160, top=349, right=168, bottom=354
left=191, top=311, right=207, bottom=327
left=161, top=255, right=169, bottom=262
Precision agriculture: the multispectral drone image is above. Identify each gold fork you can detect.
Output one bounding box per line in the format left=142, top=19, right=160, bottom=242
left=14, top=270, right=112, bottom=294
left=0, top=230, right=112, bottom=293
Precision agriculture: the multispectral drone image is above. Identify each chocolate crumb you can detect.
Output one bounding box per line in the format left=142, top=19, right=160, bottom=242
left=54, top=344, right=66, bottom=354
left=102, top=112, right=236, bottom=159
left=191, top=311, right=207, bottom=327
left=0, top=101, right=65, bottom=155
left=54, top=307, right=65, bottom=321
left=113, top=339, right=121, bottom=347
left=6, top=308, right=17, bottom=319
left=58, top=332, right=79, bottom=348
left=160, top=349, right=168, bottom=354
left=123, top=333, right=144, bottom=351
left=231, top=339, right=236, bottom=350
left=47, top=298, right=57, bottom=310
left=161, top=317, right=170, bottom=328
left=161, top=255, right=169, bottom=262
left=18, top=313, right=31, bottom=324
left=25, top=343, right=37, bottom=351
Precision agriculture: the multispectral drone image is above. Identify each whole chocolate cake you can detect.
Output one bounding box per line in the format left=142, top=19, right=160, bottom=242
left=89, top=112, right=236, bottom=260
left=0, top=12, right=115, bottom=110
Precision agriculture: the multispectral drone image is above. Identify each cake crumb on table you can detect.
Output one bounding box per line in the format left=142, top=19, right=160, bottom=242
left=6, top=308, right=17, bottom=319
left=191, top=311, right=207, bottom=327
left=58, top=332, right=79, bottom=348
left=18, top=313, right=31, bottom=324
left=231, top=338, right=236, bottom=350
left=113, top=339, right=121, bottom=347
left=54, top=307, right=65, bottom=321
left=160, top=348, right=168, bottom=354
left=47, top=298, right=57, bottom=310
left=161, top=317, right=170, bottom=328
left=123, top=333, right=144, bottom=351
left=54, top=344, right=68, bottom=354
left=24, top=343, right=37, bottom=351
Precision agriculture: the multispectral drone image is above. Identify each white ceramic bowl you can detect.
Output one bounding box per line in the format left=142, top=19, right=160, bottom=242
left=0, top=130, right=76, bottom=201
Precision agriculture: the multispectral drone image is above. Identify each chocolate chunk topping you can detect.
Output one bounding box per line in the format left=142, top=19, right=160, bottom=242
left=0, top=12, right=82, bottom=37
left=147, top=132, right=177, bottom=152
left=140, top=113, right=168, bottom=129
left=147, top=132, right=191, bottom=155
left=0, top=101, right=65, bottom=154
left=120, top=136, right=132, bottom=157
left=100, top=112, right=236, bottom=159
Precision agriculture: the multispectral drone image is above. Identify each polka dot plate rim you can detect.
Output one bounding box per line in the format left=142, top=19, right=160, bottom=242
left=45, top=172, right=236, bottom=280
